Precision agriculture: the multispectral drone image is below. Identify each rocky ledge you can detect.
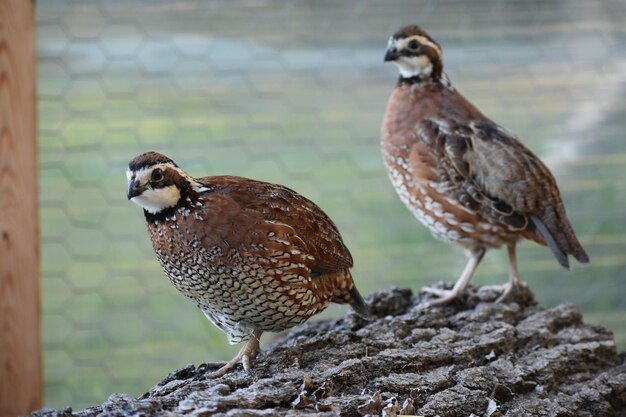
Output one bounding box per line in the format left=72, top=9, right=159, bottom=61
left=32, top=285, right=626, bottom=417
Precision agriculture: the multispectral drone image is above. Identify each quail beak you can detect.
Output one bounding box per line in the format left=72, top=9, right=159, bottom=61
left=384, top=46, right=399, bottom=62
left=127, top=179, right=145, bottom=200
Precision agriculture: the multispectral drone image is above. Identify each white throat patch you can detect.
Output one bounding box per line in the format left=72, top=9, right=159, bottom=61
left=131, top=185, right=181, bottom=214
left=394, top=55, right=433, bottom=78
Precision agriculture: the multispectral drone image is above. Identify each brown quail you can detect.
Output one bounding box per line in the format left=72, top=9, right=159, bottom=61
left=381, top=25, right=589, bottom=305
left=127, top=152, right=369, bottom=377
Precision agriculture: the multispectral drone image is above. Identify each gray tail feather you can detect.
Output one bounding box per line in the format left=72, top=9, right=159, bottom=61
left=349, top=286, right=372, bottom=320
left=573, top=245, right=590, bottom=264
left=530, top=215, right=589, bottom=270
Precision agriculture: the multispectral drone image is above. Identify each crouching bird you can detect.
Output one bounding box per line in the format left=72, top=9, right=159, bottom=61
left=127, top=151, right=369, bottom=377
left=381, top=25, right=589, bottom=305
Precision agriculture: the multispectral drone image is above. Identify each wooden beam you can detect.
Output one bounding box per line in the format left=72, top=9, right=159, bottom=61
left=0, top=0, right=42, bottom=416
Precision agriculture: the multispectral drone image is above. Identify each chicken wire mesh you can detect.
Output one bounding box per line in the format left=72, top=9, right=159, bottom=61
left=37, top=0, right=626, bottom=409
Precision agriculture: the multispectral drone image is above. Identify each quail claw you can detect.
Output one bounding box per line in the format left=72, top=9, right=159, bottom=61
left=206, top=330, right=263, bottom=378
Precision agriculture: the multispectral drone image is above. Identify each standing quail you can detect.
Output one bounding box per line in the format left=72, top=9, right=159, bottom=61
left=127, top=151, right=369, bottom=377
left=381, top=25, right=589, bottom=304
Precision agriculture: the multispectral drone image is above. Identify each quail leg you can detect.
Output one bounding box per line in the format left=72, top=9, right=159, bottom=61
left=479, top=243, right=527, bottom=302
left=495, top=243, right=523, bottom=303
left=422, top=248, right=486, bottom=305
left=206, top=329, right=263, bottom=378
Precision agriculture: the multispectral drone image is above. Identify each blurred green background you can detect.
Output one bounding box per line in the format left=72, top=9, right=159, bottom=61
left=38, top=0, right=626, bottom=409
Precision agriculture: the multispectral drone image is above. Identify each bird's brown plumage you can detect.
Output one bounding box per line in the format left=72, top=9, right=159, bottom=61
left=382, top=25, right=588, bottom=303
left=128, top=152, right=369, bottom=376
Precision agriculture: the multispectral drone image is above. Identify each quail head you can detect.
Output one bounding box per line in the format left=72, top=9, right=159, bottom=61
left=127, top=151, right=370, bottom=377
left=381, top=25, right=589, bottom=305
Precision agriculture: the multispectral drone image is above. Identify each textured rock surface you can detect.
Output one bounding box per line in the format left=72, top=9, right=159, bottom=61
left=32, top=286, right=626, bottom=417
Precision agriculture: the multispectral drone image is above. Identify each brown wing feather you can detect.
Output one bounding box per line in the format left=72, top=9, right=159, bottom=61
left=461, top=120, right=588, bottom=264
left=195, top=175, right=353, bottom=273
left=426, top=99, right=588, bottom=265
left=427, top=118, right=534, bottom=231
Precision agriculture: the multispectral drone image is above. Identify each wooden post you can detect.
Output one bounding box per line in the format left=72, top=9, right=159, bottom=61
left=0, top=0, right=42, bottom=416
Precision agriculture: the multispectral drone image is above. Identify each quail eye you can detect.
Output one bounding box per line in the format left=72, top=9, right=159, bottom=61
left=408, top=39, right=420, bottom=50
left=151, top=168, right=164, bottom=182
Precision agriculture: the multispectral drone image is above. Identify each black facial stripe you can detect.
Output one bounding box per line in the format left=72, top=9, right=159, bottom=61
left=408, top=39, right=420, bottom=49
left=149, top=182, right=171, bottom=189
left=399, top=44, right=434, bottom=58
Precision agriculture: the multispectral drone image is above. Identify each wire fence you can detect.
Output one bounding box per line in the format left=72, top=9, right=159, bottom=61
left=37, top=0, right=626, bottom=408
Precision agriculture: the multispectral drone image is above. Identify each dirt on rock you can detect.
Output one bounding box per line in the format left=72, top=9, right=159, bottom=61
left=31, top=285, right=626, bottom=417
